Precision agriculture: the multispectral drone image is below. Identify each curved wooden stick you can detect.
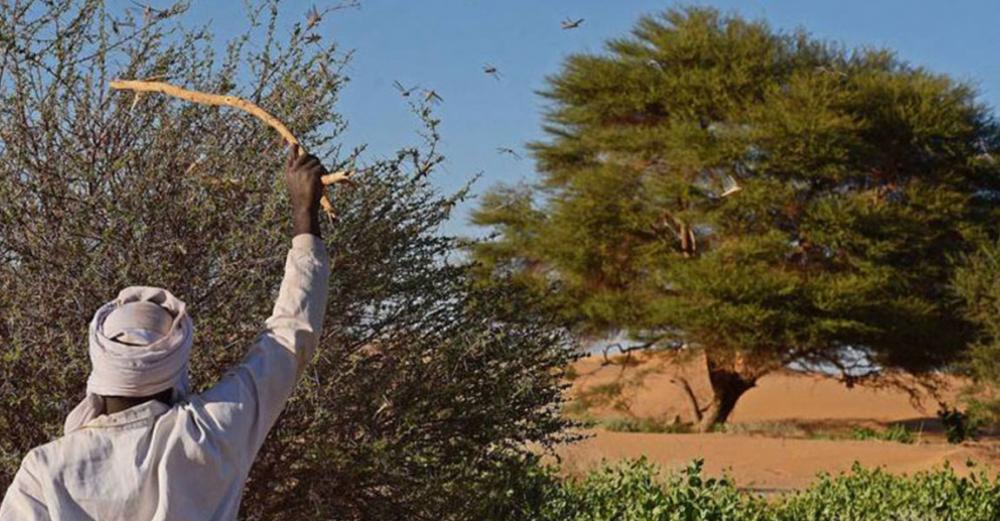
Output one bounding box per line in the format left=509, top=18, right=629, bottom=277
left=109, top=79, right=351, bottom=216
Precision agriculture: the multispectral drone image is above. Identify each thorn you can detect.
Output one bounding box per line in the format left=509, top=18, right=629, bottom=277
left=306, top=5, right=322, bottom=30
left=423, top=89, right=443, bottom=104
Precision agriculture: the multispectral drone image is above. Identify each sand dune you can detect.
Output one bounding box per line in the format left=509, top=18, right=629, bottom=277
left=570, top=351, right=962, bottom=425
left=559, top=351, right=997, bottom=491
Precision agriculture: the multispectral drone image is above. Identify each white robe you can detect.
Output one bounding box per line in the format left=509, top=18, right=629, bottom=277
left=0, top=234, right=330, bottom=521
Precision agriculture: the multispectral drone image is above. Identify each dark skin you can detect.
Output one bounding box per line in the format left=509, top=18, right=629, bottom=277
left=102, top=146, right=327, bottom=415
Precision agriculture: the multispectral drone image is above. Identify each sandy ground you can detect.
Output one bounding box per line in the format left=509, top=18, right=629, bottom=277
left=557, top=430, right=998, bottom=493
left=556, top=351, right=999, bottom=492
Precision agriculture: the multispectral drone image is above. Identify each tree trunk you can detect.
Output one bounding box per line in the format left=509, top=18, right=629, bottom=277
left=696, top=354, right=757, bottom=432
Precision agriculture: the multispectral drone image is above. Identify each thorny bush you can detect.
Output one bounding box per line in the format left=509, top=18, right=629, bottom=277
left=0, top=1, right=576, bottom=519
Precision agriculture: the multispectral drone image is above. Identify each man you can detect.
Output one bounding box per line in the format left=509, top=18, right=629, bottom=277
left=0, top=146, right=331, bottom=520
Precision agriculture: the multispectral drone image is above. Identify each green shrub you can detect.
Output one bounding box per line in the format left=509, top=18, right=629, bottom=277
left=472, top=454, right=565, bottom=521
left=562, top=399, right=594, bottom=418
left=603, top=417, right=692, bottom=434
left=939, top=406, right=983, bottom=444
left=514, top=459, right=1000, bottom=521
left=542, top=458, right=767, bottom=521
left=852, top=425, right=915, bottom=444
left=712, top=421, right=807, bottom=438
left=776, top=462, right=1000, bottom=521
left=852, top=427, right=880, bottom=440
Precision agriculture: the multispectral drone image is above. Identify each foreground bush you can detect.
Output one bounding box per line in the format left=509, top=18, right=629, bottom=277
left=547, top=459, right=766, bottom=521
left=0, top=1, right=574, bottom=519
left=509, top=458, right=1000, bottom=521
left=778, top=462, right=1000, bottom=521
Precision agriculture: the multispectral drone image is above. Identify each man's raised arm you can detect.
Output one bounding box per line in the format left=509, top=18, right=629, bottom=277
left=196, top=146, right=332, bottom=459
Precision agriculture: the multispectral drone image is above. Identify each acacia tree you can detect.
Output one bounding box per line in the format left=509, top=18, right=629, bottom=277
left=0, top=1, right=574, bottom=519
left=953, top=240, right=1000, bottom=428
left=472, top=7, right=1000, bottom=431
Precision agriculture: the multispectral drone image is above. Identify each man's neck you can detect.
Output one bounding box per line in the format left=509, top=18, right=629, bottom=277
left=103, top=392, right=173, bottom=415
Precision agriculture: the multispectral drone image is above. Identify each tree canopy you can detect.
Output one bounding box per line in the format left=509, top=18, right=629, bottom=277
left=953, top=240, right=1000, bottom=427
left=472, top=6, right=1000, bottom=429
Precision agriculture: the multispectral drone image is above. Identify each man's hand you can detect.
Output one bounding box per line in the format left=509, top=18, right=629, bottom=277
left=285, top=144, right=326, bottom=238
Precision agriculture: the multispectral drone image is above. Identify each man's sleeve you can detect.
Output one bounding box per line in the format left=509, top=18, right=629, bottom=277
left=196, top=234, right=331, bottom=460
left=0, top=456, right=51, bottom=521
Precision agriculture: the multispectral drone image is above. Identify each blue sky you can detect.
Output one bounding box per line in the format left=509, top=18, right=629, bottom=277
left=181, top=1, right=1000, bottom=237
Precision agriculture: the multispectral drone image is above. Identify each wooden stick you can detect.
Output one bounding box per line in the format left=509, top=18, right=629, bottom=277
left=109, top=79, right=350, bottom=217
left=321, top=170, right=352, bottom=185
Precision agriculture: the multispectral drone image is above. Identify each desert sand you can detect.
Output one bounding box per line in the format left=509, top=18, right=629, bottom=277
left=557, top=351, right=999, bottom=492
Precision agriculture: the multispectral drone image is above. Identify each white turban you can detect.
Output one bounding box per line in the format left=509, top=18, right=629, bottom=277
left=64, top=286, right=194, bottom=435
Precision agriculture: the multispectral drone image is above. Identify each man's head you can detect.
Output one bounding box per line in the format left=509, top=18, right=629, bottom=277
left=99, top=301, right=178, bottom=412
left=63, top=286, right=195, bottom=434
